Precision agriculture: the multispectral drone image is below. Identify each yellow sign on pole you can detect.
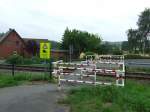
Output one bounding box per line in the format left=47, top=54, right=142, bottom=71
left=40, top=42, right=50, bottom=59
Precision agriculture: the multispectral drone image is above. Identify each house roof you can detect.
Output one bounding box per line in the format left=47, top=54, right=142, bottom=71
left=0, top=29, right=49, bottom=45
left=23, top=38, right=49, bottom=44
left=0, top=28, right=14, bottom=43
left=0, top=28, right=26, bottom=45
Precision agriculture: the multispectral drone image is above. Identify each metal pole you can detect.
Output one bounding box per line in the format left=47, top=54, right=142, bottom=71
left=69, top=45, right=72, bottom=63
left=49, top=59, right=52, bottom=79
left=124, top=66, right=126, bottom=85
left=12, top=64, right=15, bottom=77
left=58, top=70, right=61, bottom=90
left=44, top=59, right=47, bottom=80
left=94, top=71, right=96, bottom=86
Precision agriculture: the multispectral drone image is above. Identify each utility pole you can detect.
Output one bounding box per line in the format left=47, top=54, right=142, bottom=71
left=69, top=45, right=73, bottom=63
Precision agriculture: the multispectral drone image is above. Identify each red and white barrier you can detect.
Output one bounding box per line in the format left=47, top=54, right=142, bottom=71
left=53, top=55, right=125, bottom=88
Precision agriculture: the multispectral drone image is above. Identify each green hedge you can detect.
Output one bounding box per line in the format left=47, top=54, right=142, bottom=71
left=125, top=54, right=150, bottom=59
left=85, top=51, right=95, bottom=56
left=5, top=55, right=45, bottom=65
left=6, top=54, right=24, bottom=64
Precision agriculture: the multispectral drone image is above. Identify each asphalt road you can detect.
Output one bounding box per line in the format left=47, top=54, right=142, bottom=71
left=0, top=84, right=69, bottom=112
left=125, top=59, right=150, bottom=68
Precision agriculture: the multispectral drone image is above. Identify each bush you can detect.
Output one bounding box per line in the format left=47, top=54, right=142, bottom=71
left=112, top=49, right=123, bottom=55
left=79, top=52, right=85, bottom=59
left=23, top=58, right=33, bottom=64
left=85, top=51, right=95, bottom=56
left=31, top=56, right=43, bottom=64
left=6, top=54, right=23, bottom=64
left=6, top=55, right=45, bottom=65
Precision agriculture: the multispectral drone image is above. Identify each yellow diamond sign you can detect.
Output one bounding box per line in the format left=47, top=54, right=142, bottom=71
left=40, top=42, right=50, bottom=59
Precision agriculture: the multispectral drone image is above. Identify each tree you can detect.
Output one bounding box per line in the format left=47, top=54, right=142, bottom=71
left=0, top=32, right=5, bottom=37
left=137, top=8, right=150, bottom=38
left=127, top=29, right=139, bottom=53
left=97, top=42, right=122, bottom=55
left=98, top=43, right=110, bottom=54
left=61, top=28, right=102, bottom=55
left=137, top=8, right=150, bottom=53
left=126, top=8, right=150, bottom=54
left=121, top=41, right=129, bottom=51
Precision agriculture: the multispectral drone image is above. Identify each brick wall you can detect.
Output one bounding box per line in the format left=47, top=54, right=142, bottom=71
left=51, top=50, right=69, bottom=60
left=0, top=31, right=28, bottom=59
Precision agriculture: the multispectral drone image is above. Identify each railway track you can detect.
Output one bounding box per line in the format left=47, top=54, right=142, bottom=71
left=0, top=64, right=73, bottom=72
left=0, top=64, right=48, bottom=72
left=0, top=64, right=150, bottom=80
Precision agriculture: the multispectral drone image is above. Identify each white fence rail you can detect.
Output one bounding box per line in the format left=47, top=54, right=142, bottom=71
left=53, top=55, right=125, bottom=88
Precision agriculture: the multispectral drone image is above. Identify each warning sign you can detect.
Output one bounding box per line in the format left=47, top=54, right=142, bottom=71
left=40, top=42, right=51, bottom=59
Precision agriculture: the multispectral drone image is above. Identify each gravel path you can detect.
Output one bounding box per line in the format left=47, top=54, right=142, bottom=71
left=0, top=84, right=69, bottom=112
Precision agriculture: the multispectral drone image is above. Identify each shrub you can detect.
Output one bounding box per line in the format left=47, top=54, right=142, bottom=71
left=6, top=54, right=23, bottom=64
left=6, top=55, right=45, bottom=65
left=79, top=52, right=85, bottom=59
left=85, top=51, right=95, bottom=56
left=23, top=58, right=33, bottom=64
left=112, top=49, right=123, bottom=55
left=31, top=56, right=43, bottom=64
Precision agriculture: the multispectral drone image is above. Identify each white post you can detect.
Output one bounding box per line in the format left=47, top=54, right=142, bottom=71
left=94, top=71, right=97, bottom=86
left=58, top=69, right=62, bottom=90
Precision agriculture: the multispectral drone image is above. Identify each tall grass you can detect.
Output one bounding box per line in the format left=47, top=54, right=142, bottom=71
left=61, top=81, right=150, bottom=112
left=0, top=72, right=52, bottom=88
left=126, top=66, right=150, bottom=73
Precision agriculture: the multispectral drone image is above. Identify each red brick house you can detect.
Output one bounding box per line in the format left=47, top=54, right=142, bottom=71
left=0, top=29, right=29, bottom=59
left=0, top=29, right=69, bottom=60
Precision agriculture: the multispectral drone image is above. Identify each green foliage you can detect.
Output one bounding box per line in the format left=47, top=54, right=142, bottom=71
left=125, top=54, right=150, bottom=59
left=6, top=55, right=45, bottom=65
left=121, top=41, right=129, bottom=51
left=98, top=43, right=110, bottom=54
left=137, top=8, right=150, bottom=36
left=31, top=56, right=43, bottom=64
left=61, top=28, right=102, bottom=55
left=62, top=81, right=150, bottom=112
left=127, top=8, right=150, bottom=54
left=0, top=75, right=19, bottom=88
left=85, top=51, right=95, bottom=56
left=112, top=49, right=123, bottom=55
left=0, top=32, right=5, bottom=37
left=22, top=58, right=33, bottom=64
left=6, top=54, right=23, bottom=64
left=0, top=73, right=53, bottom=88
left=98, top=42, right=122, bottom=55
left=126, top=66, right=150, bottom=73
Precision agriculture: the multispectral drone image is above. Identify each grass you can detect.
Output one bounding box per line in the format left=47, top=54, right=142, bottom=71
left=126, top=66, right=150, bottom=73
left=60, top=80, right=150, bottom=112
left=0, top=72, right=53, bottom=88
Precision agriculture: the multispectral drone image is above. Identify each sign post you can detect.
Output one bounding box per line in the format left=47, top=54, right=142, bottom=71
left=40, top=42, right=51, bottom=79
left=69, top=45, right=73, bottom=63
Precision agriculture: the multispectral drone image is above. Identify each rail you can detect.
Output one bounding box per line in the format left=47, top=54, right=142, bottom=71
left=0, top=64, right=149, bottom=80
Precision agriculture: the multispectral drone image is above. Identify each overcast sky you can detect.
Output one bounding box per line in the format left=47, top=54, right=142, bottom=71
left=0, top=0, right=150, bottom=42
